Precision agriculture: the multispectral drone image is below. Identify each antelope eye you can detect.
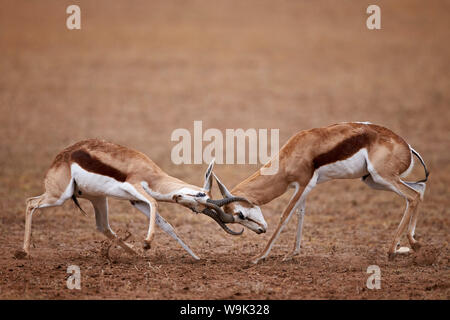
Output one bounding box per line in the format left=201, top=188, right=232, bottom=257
left=238, top=212, right=245, bottom=220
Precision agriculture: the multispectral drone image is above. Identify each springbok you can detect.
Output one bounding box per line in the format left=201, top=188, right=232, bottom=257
left=20, top=139, right=249, bottom=260
left=212, top=122, right=429, bottom=263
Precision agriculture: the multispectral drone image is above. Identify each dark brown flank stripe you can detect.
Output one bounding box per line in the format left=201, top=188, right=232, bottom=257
left=70, top=150, right=127, bottom=182
left=313, top=133, right=372, bottom=169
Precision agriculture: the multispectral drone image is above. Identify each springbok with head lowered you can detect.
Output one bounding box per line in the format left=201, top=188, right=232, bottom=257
left=212, top=122, right=429, bottom=263
left=21, top=139, right=248, bottom=260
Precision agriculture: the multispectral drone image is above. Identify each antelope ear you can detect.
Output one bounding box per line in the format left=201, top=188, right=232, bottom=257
left=213, top=173, right=233, bottom=198
left=203, top=158, right=215, bottom=197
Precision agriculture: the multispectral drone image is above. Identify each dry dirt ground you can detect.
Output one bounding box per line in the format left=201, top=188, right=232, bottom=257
left=0, top=1, right=449, bottom=299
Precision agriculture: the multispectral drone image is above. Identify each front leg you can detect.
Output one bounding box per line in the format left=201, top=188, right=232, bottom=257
left=131, top=201, right=200, bottom=260
left=123, top=183, right=158, bottom=250
left=141, top=195, right=158, bottom=250
left=251, top=185, right=305, bottom=264
left=282, top=203, right=306, bottom=261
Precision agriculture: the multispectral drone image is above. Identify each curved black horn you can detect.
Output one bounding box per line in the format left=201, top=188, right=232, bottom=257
left=204, top=200, right=234, bottom=223
left=207, top=197, right=251, bottom=208
left=201, top=208, right=244, bottom=236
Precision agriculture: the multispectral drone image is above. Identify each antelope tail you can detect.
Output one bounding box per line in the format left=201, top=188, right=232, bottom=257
left=411, top=147, right=429, bottom=183
left=71, top=180, right=87, bottom=215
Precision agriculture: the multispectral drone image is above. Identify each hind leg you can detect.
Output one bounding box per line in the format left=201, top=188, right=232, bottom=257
left=387, top=180, right=421, bottom=259
left=364, top=172, right=421, bottom=259
left=362, top=174, right=393, bottom=191
left=23, top=192, right=70, bottom=255
left=22, top=164, right=76, bottom=256
left=89, top=196, right=137, bottom=255
left=403, top=181, right=425, bottom=251
left=407, top=212, right=422, bottom=251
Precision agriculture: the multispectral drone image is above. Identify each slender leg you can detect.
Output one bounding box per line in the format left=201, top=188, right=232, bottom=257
left=125, top=184, right=158, bottom=250
left=23, top=193, right=66, bottom=256
left=404, top=182, right=425, bottom=251
left=21, top=166, right=74, bottom=257
left=362, top=174, right=392, bottom=191
left=23, top=196, right=42, bottom=255
left=365, top=171, right=421, bottom=259
left=131, top=201, right=200, bottom=260
left=251, top=184, right=306, bottom=264
left=283, top=200, right=306, bottom=261
left=89, top=196, right=137, bottom=255
left=407, top=206, right=422, bottom=251
left=282, top=176, right=316, bottom=261
left=387, top=181, right=421, bottom=258
left=143, top=199, right=157, bottom=249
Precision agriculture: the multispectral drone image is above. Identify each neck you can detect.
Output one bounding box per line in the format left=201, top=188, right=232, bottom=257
left=231, top=168, right=289, bottom=206
left=144, top=173, right=201, bottom=202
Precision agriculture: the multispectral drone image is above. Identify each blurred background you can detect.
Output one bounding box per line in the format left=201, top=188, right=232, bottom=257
left=0, top=0, right=448, bottom=299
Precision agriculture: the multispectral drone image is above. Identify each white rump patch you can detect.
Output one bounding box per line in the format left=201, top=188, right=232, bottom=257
left=400, top=147, right=415, bottom=178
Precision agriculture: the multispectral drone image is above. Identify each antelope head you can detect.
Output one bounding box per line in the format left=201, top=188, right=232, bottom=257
left=206, top=173, right=267, bottom=235
left=189, top=159, right=250, bottom=236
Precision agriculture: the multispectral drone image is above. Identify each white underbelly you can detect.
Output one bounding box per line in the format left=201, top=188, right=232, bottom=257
left=70, top=163, right=134, bottom=200
left=316, top=149, right=369, bottom=184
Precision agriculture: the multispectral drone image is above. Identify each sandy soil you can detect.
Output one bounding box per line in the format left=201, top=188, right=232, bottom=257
left=0, top=0, right=449, bottom=299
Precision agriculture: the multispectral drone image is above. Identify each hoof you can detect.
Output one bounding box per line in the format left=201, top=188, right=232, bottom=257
left=282, top=252, right=298, bottom=261
left=143, top=241, right=151, bottom=250
left=397, top=246, right=411, bottom=254
left=388, top=247, right=411, bottom=260
left=250, top=256, right=263, bottom=264
left=14, top=249, right=29, bottom=260
left=388, top=252, right=396, bottom=261
left=412, top=242, right=422, bottom=252
left=126, top=248, right=139, bottom=256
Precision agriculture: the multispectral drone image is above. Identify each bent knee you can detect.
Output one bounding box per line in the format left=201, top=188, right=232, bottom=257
left=406, top=195, right=421, bottom=206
